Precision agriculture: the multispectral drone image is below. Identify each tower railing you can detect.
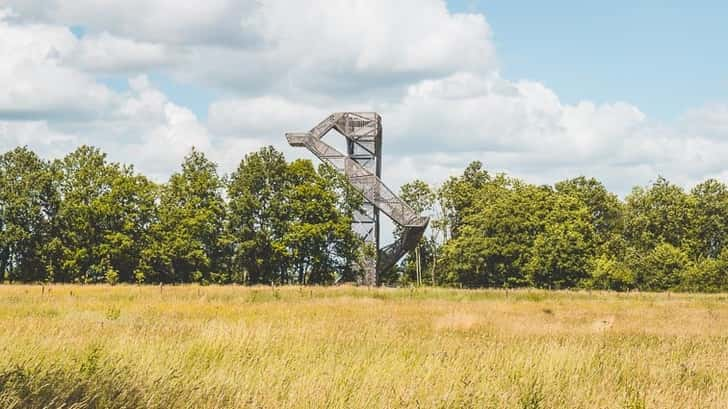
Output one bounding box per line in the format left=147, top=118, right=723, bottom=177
left=286, top=112, right=429, bottom=285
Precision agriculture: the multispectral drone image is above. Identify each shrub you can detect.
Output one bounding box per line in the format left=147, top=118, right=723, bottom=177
left=105, top=268, right=119, bottom=286
left=585, top=254, right=635, bottom=290
left=631, top=243, right=691, bottom=291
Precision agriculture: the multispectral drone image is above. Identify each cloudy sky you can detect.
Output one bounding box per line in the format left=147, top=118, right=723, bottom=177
left=1, top=0, right=727, bottom=196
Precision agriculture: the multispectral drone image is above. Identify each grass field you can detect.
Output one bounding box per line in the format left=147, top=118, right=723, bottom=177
left=1, top=285, right=728, bottom=408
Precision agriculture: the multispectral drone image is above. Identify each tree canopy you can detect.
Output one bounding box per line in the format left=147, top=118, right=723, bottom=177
left=3, top=146, right=728, bottom=292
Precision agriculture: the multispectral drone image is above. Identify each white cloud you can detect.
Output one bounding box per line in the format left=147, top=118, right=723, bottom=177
left=0, top=11, right=228, bottom=180
left=1, top=0, right=728, bottom=200
left=107, top=75, right=214, bottom=178
left=189, top=0, right=495, bottom=96
left=0, top=15, right=116, bottom=119
left=0, top=74, right=217, bottom=181
left=247, top=0, right=495, bottom=76
left=681, top=104, right=728, bottom=139
left=0, top=120, right=77, bottom=157
left=3, top=0, right=496, bottom=96
left=207, top=71, right=728, bottom=196
left=208, top=96, right=330, bottom=137
left=381, top=74, right=728, bottom=194
left=2, top=0, right=259, bottom=46
left=71, top=32, right=172, bottom=73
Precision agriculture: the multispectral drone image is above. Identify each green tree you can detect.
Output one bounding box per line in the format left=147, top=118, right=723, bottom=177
left=283, top=160, right=358, bottom=284
left=227, top=146, right=289, bottom=284
left=0, top=147, right=58, bottom=282
left=398, top=180, right=435, bottom=285
left=440, top=178, right=551, bottom=287
left=143, top=148, right=228, bottom=283
left=525, top=194, right=596, bottom=288
left=584, top=254, right=635, bottom=291
left=397, top=236, right=437, bottom=286
left=629, top=242, right=691, bottom=291
left=316, top=164, right=364, bottom=283
left=688, top=179, right=728, bottom=259
left=438, top=161, right=490, bottom=240
left=555, top=176, right=623, bottom=245
left=679, top=248, right=728, bottom=292
left=11, top=140, right=728, bottom=292
left=48, top=146, right=156, bottom=283
left=624, top=177, right=693, bottom=252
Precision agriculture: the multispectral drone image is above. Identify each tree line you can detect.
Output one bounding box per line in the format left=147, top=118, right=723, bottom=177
left=3, top=145, right=728, bottom=291
left=397, top=161, right=728, bottom=292
left=0, top=145, right=361, bottom=285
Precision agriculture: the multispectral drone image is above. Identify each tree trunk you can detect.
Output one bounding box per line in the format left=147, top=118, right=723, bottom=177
left=431, top=247, right=436, bottom=286
left=415, top=245, right=421, bottom=286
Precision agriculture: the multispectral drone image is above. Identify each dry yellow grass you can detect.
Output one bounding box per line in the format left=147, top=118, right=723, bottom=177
left=1, top=285, right=728, bottom=408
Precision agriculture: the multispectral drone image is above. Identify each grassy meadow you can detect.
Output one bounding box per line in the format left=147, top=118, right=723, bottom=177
left=1, top=285, right=728, bottom=408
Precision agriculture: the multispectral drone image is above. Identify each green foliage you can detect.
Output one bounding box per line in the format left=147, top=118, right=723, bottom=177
left=437, top=166, right=728, bottom=291
left=554, top=176, right=623, bottom=243
left=440, top=178, right=550, bottom=287
left=396, top=236, right=438, bottom=286
left=317, top=163, right=364, bottom=282
left=688, top=179, right=728, bottom=259
left=525, top=194, right=596, bottom=289
left=624, top=176, right=692, bottom=251
left=396, top=180, right=435, bottom=285
left=0, top=147, right=58, bottom=282
left=583, top=254, right=635, bottom=291
left=438, top=161, right=490, bottom=239
left=133, top=269, right=145, bottom=285
left=2, top=144, right=363, bottom=285
left=44, top=146, right=159, bottom=284
left=283, top=160, right=358, bottom=284
left=4, top=142, right=728, bottom=292
left=678, top=249, right=728, bottom=292
left=629, top=242, right=691, bottom=291
left=227, top=146, right=290, bottom=284
left=400, top=179, right=435, bottom=215
left=105, top=267, right=119, bottom=286
left=142, top=148, right=228, bottom=283
left=227, top=146, right=361, bottom=285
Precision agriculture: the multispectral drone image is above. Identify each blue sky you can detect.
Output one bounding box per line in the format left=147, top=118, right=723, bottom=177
left=1, top=0, right=728, bottom=196
left=450, top=0, right=728, bottom=119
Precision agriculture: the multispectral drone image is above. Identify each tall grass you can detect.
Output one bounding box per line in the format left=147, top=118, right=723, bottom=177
left=1, top=285, right=727, bottom=408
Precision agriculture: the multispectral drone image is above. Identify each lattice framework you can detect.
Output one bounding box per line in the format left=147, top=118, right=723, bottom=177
left=286, top=112, right=429, bottom=285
